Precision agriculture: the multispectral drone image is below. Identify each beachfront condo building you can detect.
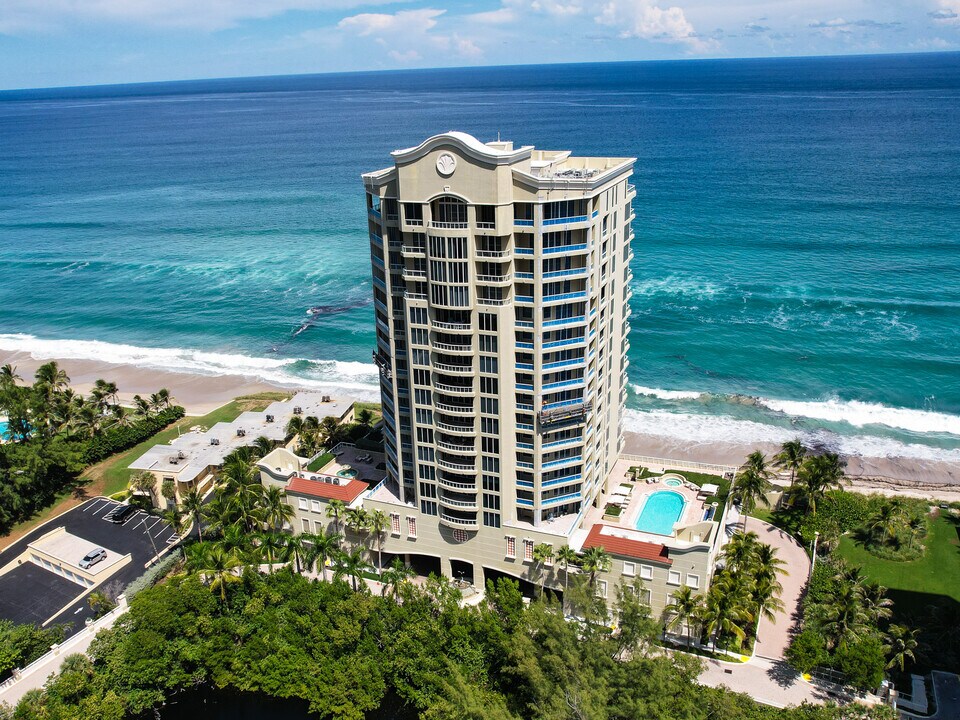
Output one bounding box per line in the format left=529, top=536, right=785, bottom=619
left=257, top=132, right=723, bottom=614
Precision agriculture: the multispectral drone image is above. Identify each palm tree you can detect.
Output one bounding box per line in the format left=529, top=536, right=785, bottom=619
left=701, top=576, right=753, bottom=651
left=356, top=408, right=374, bottom=426
left=0, top=363, right=20, bottom=390
left=579, top=546, right=611, bottom=588
left=665, top=586, right=703, bottom=648
left=285, top=415, right=304, bottom=439
left=885, top=624, right=919, bottom=672
left=326, top=499, right=347, bottom=542
left=867, top=501, right=906, bottom=547
left=367, top=509, right=389, bottom=575
left=380, top=557, right=415, bottom=599
left=156, top=388, right=172, bottom=409
left=261, top=486, right=294, bottom=531
left=345, top=506, right=370, bottom=550
left=304, top=532, right=341, bottom=582
left=197, top=544, right=243, bottom=601
left=317, top=416, right=342, bottom=448
left=722, top=531, right=760, bottom=572
left=774, top=439, right=807, bottom=487
left=733, top=451, right=774, bottom=514
left=256, top=532, right=287, bottom=572
left=87, top=591, right=115, bottom=617
left=285, top=534, right=306, bottom=573
left=532, top=543, right=554, bottom=597
left=861, top=582, right=893, bottom=624
left=822, top=583, right=869, bottom=650
left=790, top=452, right=846, bottom=515
left=252, top=435, right=274, bottom=460
left=130, top=470, right=158, bottom=505
left=555, top=545, right=579, bottom=613
left=906, top=516, right=927, bottom=551
left=149, top=392, right=163, bottom=414
left=132, top=394, right=152, bottom=418
left=334, top=548, right=372, bottom=592
left=162, top=507, right=185, bottom=536
left=181, top=489, right=205, bottom=542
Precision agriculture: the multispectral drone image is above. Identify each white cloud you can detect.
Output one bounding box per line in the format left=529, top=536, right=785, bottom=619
left=338, top=8, right=444, bottom=36
left=388, top=48, right=421, bottom=62
left=594, top=0, right=712, bottom=51
left=468, top=7, right=518, bottom=24
left=929, top=1, right=960, bottom=24
left=0, top=0, right=411, bottom=34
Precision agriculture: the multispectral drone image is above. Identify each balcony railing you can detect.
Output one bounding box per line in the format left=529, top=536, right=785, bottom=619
left=438, top=475, right=477, bottom=491
left=404, top=291, right=427, bottom=300
left=542, top=336, right=585, bottom=350
left=515, top=247, right=534, bottom=256
left=436, top=439, right=475, bottom=454
left=433, top=341, right=472, bottom=353
left=477, top=297, right=511, bottom=306
left=437, top=457, right=475, bottom=473
left=435, top=382, right=474, bottom=395
left=435, top=402, right=474, bottom=415
left=439, top=513, right=479, bottom=529
left=439, top=495, right=478, bottom=510
left=435, top=420, right=474, bottom=435
left=431, top=319, right=471, bottom=332
left=434, top=361, right=473, bottom=375
left=475, top=221, right=496, bottom=230
left=476, top=274, right=512, bottom=284
left=543, top=267, right=587, bottom=279
left=543, top=215, right=588, bottom=226
left=429, top=221, right=468, bottom=229
left=542, top=491, right=582, bottom=506
left=401, top=245, right=425, bottom=256
left=514, top=219, right=534, bottom=227
left=402, top=268, right=426, bottom=280
left=542, top=455, right=582, bottom=470
left=476, top=249, right=510, bottom=259
left=543, top=243, right=588, bottom=255
left=543, top=315, right=586, bottom=329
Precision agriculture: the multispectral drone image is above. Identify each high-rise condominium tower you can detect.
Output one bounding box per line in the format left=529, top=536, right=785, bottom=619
left=362, top=132, right=635, bottom=553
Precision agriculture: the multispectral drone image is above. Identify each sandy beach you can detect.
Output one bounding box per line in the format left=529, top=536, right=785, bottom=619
left=4, top=350, right=959, bottom=497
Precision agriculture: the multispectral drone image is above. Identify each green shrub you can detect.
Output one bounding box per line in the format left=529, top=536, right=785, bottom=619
left=603, top=504, right=622, bottom=518
left=786, top=629, right=828, bottom=673
left=122, top=549, right=183, bottom=600
left=82, top=407, right=185, bottom=465
left=835, top=636, right=886, bottom=691
left=0, top=622, right=67, bottom=680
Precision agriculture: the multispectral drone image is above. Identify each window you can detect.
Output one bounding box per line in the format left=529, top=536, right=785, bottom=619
left=479, top=334, right=498, bottom=352
left=298, top=498, right=307, bottom=510
left=482, top=493, right=500, bottom=510
left=668, top=570, right=681, bottom=586
left=640, top=565, right=653, bottom=580
left=301, top=518, right=310, bottom=533
left=622, top=561, right=635, bottom=577
left=391, top=513, right=401, bottom=535
left=311, top=500, right=322, bottom=513
left=523, top=539, right=534, bottom=562
left=407, top=516, right=417, bottom=538
left=505, top=536, right=516, bottom=558
left=686, top=574, right=700, bottom=590
left=597, top=579, right=608, bottom=598
left=479, top=313, right=497, bottom=332
left=641, top=588, right=652, bottom=605
left=483, top=511, right=501, bottom=528
left=420, top=500, right=437, bottom=515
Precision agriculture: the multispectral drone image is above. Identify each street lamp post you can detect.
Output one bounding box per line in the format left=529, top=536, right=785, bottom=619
left=811, top=531, right=820, bottom=573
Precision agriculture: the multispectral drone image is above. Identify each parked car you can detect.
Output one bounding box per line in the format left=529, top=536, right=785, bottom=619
left=79, top=548, right=107, bottom=569
left=105, top=504, right=137, bottom=524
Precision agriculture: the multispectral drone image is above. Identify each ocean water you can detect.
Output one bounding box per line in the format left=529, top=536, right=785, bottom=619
left=1, top=53, right=959, bottom=461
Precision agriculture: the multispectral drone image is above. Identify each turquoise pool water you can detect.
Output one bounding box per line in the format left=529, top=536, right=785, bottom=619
left=337, top=468, right=358, bottom=479
left=634, top=491, right=686, bottom=536
left=0, top=421, right=8, bottom=440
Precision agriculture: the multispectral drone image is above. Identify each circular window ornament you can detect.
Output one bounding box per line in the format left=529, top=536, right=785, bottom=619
left=436, top=152, right=457, bottom=176
left=453, top=528, right=469, bottom=543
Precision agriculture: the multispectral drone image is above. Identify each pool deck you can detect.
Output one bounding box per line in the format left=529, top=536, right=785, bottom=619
left=319, top=445, right=386, bottom=485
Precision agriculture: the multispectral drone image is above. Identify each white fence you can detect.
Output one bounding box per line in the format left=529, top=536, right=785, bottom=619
left=620, top=454, right=738, bottom=477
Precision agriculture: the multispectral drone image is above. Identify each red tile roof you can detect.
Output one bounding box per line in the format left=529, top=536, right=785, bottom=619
left=581, top=524, right=672, bottom=565
left=286, top=474, right=369, bottom=503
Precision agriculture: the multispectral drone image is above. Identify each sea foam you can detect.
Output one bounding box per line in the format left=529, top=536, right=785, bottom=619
left=631, top=385, right=704, bottom=401
left=756, top=396, right=960, bottom=436
left=0, top=333, right=381, bottom=399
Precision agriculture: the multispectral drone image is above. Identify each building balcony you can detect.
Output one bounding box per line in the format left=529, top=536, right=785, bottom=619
left=543, top=378, right=585, bottom=392
left=475, top=221, right=496, bottom=230
left=436, top=456, right=475, bottom=473
left=433, top=341, right=472, bottom=354
left=431, top=318, right=472, bottom=332
left=543, top=357, right=585, bottom=371
left=402, top=268, right=426, bottom=281
left=542, top=436, right=584, bottom=451
left=543, top=214, right=589, bottom=227
left=401, top=245, right=425, bottom=257
left=438, top=494, right=479, bottom=511
left=543, top=267, right=588, bottom=280
left=542, top=491, right=582, bottom=506
left=475, top=249, right=511, bottom=259
left=370, top=233, right=383, bottom=247
left=542, top=472, right=582, bottom=488
left=513, top=219, right=534, bottom=227
left=476, top=273, right=512, bottom=285
left=429, top=221, right=469, bottom=230
left=538, top=399, right=592, bottom=425
left=404, top=291, right=427, bottom=301
left=543, top=290, right=588, bottom=304
left=543, top=243, right=588, bottom=256
left=515, top=271, right=534, bottom=280
left=434, top=361, right=473, bottom=375
left=434, top=381, right=474, bottom=396
left=437, top=471, right=478, bottom=492
left=435, top=401, right=474, bottom=416
left=435, top=419, right=474, bottom=435
left=542, top=336, right=586, bottom=350
left=439, top=513, right=479, bottom=531
left=515, top=247, right=534, bottom=256
left=436, top=439, right=476, bottom=455
left=543, top=315, right=587, bottom=329
left=477, top=297, right=512, bottom=307
left=542, top=455, right=582, bottom=470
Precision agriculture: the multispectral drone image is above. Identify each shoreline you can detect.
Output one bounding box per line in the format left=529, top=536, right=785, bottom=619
left=4, top=350, right=959, bottom=494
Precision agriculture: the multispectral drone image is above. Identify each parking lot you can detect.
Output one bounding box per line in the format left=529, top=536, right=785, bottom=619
left=0, top=498, right=178, bottom=633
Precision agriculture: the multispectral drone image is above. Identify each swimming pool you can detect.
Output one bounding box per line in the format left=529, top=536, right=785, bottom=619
left=634, top=491, right=686, bottom=536
left=0, top=421, right=8, bottom=441
left=337, top=468, right=358, bottom=479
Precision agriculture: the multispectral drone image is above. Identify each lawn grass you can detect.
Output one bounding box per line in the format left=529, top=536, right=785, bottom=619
left=307, top=452, right=335, bottom=473
left=86, top=392, right=290, bottom=496
left=835, top=512, right=960, bottom=609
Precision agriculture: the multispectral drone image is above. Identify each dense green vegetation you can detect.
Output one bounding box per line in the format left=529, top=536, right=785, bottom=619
left=286, top=412, right=379, bottom=459
left=0, top=362, right=183, bottom=534
left=0, top=622, right=65, bottom=681
left=9, top=567, right=895, bottom=720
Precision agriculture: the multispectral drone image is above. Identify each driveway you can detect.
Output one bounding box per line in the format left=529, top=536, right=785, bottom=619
left=744, top=516, right=809, bottom=660
left=0, top=498, right=177, bottom=633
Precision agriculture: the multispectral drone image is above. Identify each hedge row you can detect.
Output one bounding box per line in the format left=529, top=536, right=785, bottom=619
left=82, top=406, right=185, bottom=465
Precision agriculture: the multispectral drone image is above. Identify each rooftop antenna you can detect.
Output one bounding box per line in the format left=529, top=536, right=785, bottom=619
left=497, top=131, right=501, bottom=142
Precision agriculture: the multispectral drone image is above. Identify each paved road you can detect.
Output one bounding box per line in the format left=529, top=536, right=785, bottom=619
left=745, top=516, right=809, bottom=660
left=902, top=672, right=960, bottom=720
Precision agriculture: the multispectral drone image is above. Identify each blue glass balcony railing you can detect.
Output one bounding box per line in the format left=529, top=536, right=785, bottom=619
left=543, top=243, right=588, bottom=255
left=543, top=215, right=587, bottom=226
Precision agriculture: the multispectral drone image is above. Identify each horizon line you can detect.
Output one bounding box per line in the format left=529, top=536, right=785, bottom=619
left=2, top=48, right=958, bottom=96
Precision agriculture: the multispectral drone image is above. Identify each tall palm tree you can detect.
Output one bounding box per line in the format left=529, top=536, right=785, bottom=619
left=317, top=416, right=342, bottom=448
left=733, top=451, right=774, bottom=513
left=773, top=439, right=807, bottom=487
left=156, top=388, right=172, bottom=409
left=790, top=452, right=846, bottom=515
left=256, top=532, right=287, bottom=572
left=555, top=545, right=579, bottom=613
left=132, top=394, right=152, bottom=418
left=722, top=531, right=760, bottom=572
left=252, top=435, right=274, bottom=460
left=701, top=576, right=753, bottom=651
left=367, top=509, right=389, bottom=575
left=304, top=532, right=341, bottom=582
left=285, top=415, right=304, bottom=439
left=867, top=501, right=906, bottom=547
left=380, top=557, right=415, bottom=599
left=261, top=486, right=294, bottom=531
left=326, top=499, right=347, bottom=543
left=665, top=586, right=703, bottom=648
left=345, top=506, right=370, bottom=550
left=532, top=543, right=555, bottom=597
left=285, top=534, right=306, bottom=573
left=821, top=583, right=869, bottom=650
left=130, top=470, right=158, bottom=506
left=0, top=363, right=20, bottom=390
left=200, top=545, right=243, bottom=601
left=579, top=546, right=611, bottom=588
left=334, top=547, right=372, bottom=592
left=906, top=516, right=927, bottom=551
left=162, top=506, right=185, bottom=536
left=885, top=624, right=919, bottom=672
left=181, top=488, right=205, bottom=542
left=861, top=582, right=893, bottom=624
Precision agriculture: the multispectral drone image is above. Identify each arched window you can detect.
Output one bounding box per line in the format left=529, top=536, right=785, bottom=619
left=431, top=196, right=467, bottom=226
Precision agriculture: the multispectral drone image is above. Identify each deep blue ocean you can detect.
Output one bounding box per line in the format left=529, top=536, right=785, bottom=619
left=1, top=53, right=959, bottom=460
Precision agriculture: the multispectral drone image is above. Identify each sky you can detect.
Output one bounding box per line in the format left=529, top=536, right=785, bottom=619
left=0, top=1, right=959, bottom=89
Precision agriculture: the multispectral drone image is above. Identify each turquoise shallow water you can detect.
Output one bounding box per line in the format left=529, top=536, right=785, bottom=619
left=1, top=53, right=959, bottom=460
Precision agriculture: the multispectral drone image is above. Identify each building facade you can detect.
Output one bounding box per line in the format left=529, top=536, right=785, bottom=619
left=358, top=132, right=646, bottom=585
